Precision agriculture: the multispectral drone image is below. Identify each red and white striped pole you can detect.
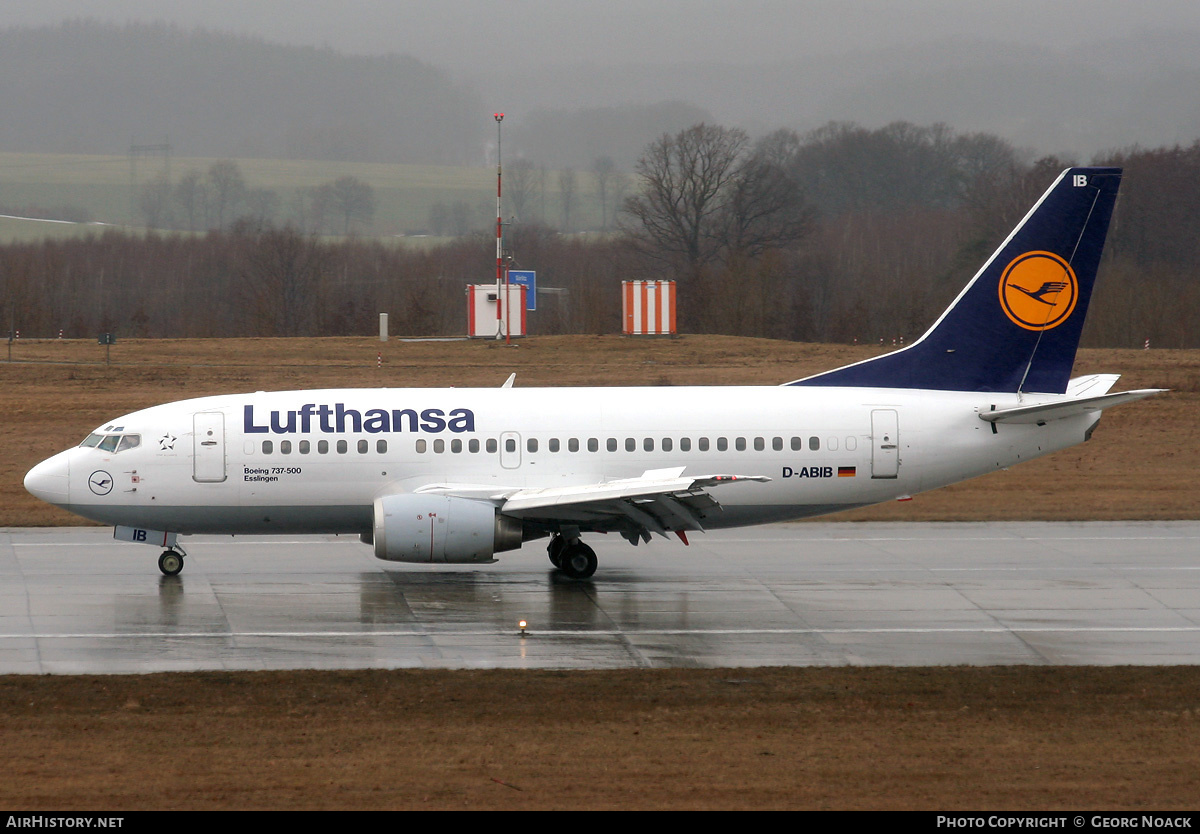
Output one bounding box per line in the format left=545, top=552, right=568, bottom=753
left=494, top=112, right=504, bottom=342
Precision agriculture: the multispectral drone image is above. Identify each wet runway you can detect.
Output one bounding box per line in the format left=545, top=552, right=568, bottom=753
left=2, top=522, right=1199, bottom=674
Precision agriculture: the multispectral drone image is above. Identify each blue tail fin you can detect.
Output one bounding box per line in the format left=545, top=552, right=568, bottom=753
left=790, top=167, right=1122, bottom=394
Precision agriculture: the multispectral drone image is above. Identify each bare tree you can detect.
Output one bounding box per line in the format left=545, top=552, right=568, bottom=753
left=242, top=188, right=281, bottom=230
left=591, top=156, right=617, bottom=230
left=291, top=186, right=324, bottom=234
left=138, top=171, right=173, bottom=229
left=622, top=124, right=748, bottom=269
left=325, top=175, right=376, bottom=234
left=624, top=123, right=809, bottom=270
left=558, top=168, right=577, bottom=232
left=174, top=169, right=205, bottom=232
left=207, top=160, right=246, bottom=230
left=723, top=145, right=813, bottom=261
left=507, top=158, right=536, bottom=221
left=239, top=226, right=330, bottom=336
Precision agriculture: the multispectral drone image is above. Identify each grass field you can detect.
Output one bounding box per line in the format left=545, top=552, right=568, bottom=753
left=5, top=667, right=1200, bottom=810
left=3, top=334, right=1198, bottom=810
left=0, top=150, right=595, bottom=239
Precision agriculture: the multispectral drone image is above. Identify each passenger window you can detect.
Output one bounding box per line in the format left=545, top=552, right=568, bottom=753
left=589, top=438, right=599, bottom=452
left=568, top=438, right=579, bottom=453
left=662, top=437, right=673, bottom=452
left=827, top=437, right=838, bottom=451
left=625, top=438, right=636, bottom=452
left=337, top=440, right=348, bottom=454
left=809, top=437, right=820, bottom=451
left=680, top=437, right=691, bottom=452
left=505, top=438, right=516, bottom=453
left=280, top=440, right=292, bottom=454
left=644, top=438, right=654, bottom=452
left=358, top=439, right=369, bottom=454
left=377, top=439, right=387, bottom=453
left=698, top=437, right=710, bottom=451
left=735, top=437, right=746, bottom=451
left=262, top=440, right=273, bottom=454
left=549, top=438, right=560, bottom=453
left=299, top=440, right=310, bottom=454
left=607, top=438, right=618, bottom=452
left=528, top=438, right=538, bottom=453
left=717, top=437, right=728, bottom=452
left=318, top=440, right=329, bottom=454
left=772, top=437, right=783, bottom=451
left=791, top=437, right=802, bottom=451
left=469, top=439, right=480, bottom=453
left=487, top=438, right=498, bottom=453
left=416, top=439, right=427, bottom=453
left=433, top=439, right=444, bottom=453
left=451, top=439, right=462, bottom=453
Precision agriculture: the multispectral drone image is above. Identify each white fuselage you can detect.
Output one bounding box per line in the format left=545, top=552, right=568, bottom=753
left=27, top=384, right=1097, bottom=537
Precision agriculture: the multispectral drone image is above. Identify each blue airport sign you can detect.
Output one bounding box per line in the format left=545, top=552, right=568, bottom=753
left=508, top=270, right=536, bottom=311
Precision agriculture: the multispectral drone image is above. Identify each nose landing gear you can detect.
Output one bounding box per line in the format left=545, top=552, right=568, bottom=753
left=158, top=546, right=187, bottom=577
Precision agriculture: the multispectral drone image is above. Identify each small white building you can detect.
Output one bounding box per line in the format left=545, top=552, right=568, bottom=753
left=466, top=283, right=527, bottom=338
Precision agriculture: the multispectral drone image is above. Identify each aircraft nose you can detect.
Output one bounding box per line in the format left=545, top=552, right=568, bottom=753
left=25, top=450, right=71, bottom=506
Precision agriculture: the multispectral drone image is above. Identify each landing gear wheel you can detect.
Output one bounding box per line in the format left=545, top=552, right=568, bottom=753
left=158, top=549, right=184, bottom=577
left=547, top=535, right=567, bottom=569
left=560, top=542, right=598, bottom=580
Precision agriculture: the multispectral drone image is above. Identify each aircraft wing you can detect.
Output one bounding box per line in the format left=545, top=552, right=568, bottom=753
left=417, top=467, right=769, bottom=544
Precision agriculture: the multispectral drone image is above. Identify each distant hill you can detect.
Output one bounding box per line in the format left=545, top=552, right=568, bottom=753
left=0, top=20, right=485, bottom=164
left=486, top=32, right=1200, bottom=160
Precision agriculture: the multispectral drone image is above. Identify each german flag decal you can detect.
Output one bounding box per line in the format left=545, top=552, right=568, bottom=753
left=838, top=466, right=856, bottom=478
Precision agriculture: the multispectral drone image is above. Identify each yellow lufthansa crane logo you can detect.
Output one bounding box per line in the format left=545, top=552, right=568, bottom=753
left=998, top=251, right=1079, bottom=331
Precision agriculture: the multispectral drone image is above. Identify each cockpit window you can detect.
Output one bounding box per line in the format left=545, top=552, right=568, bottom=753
left=81, top=433, right=141, bottom=453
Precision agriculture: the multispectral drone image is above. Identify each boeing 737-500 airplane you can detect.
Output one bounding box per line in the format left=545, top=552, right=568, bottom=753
left=24, top=167, right=1163, bottom=579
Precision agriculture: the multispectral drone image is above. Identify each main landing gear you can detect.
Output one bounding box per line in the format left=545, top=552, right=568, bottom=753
left=158, top=546, right=187, bottom=577
left=547, top=534, right=598, bottom=580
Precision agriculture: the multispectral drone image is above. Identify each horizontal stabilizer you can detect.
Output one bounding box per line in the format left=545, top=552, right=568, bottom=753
left=980, top=389, right=1165, bottom=424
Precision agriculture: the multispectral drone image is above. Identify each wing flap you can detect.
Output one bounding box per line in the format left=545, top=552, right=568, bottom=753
left=500, top=469, right=767, bottom=539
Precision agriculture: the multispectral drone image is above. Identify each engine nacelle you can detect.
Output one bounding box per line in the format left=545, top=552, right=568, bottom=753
left=372, top=493, right=523, bottom=564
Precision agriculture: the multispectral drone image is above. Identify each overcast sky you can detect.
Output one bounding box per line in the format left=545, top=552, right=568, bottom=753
left=6, top=0, right=1200, bottom=72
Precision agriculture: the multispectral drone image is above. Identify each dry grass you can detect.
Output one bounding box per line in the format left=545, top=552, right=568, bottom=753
left=4, top=667, right=1200, bottom=810
left=3, top=336, right=1199, bottom=809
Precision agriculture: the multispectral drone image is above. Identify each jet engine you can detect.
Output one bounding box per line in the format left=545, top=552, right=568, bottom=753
left=372, top=493, right=523, bottom=563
